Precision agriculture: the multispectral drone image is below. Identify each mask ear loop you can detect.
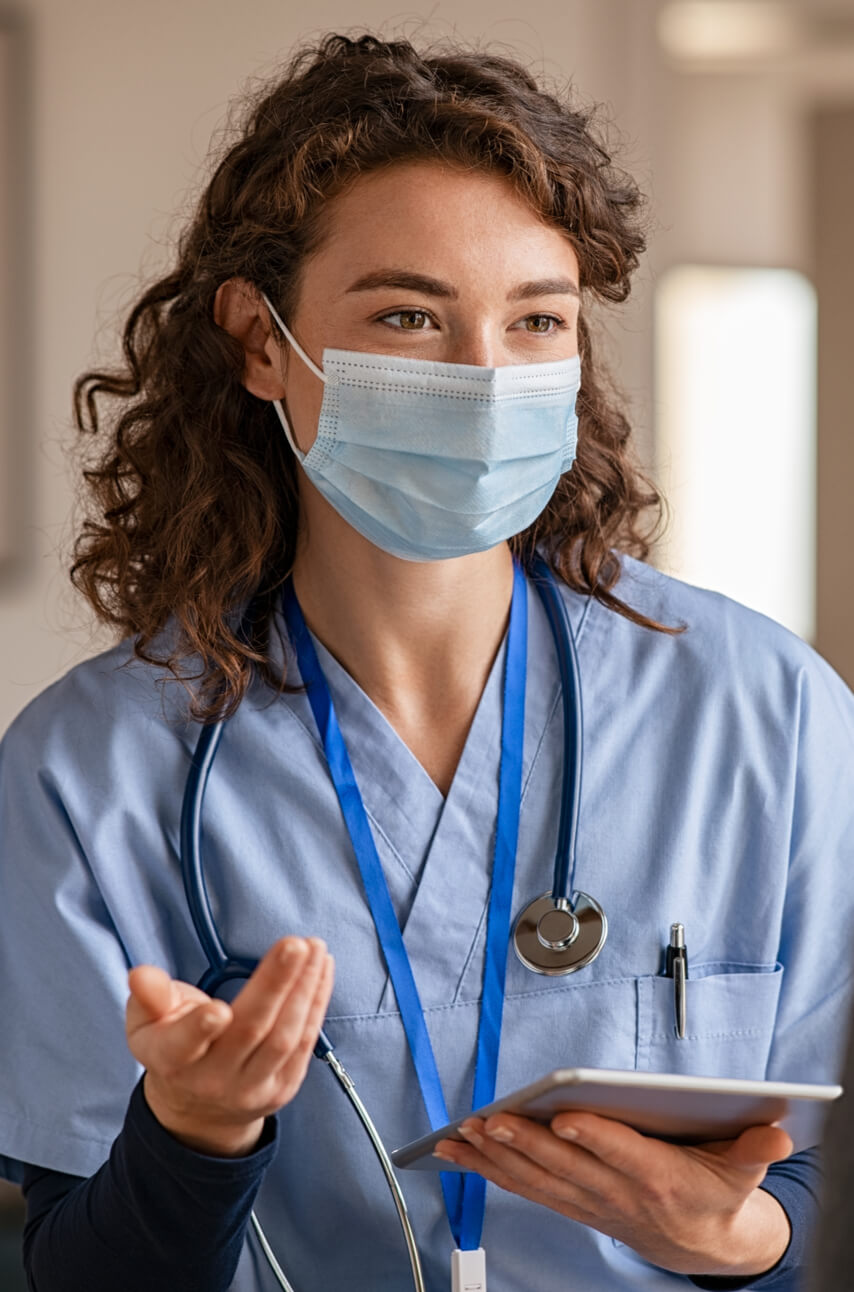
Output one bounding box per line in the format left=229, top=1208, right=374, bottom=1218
left=259, top=290, right=326, bottom=459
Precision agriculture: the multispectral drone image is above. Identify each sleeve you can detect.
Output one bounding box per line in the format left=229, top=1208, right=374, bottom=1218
left=688, top=1148, right=820, bottom=1290
left=764, top=649, right=854, bottom=1090
left=0, top=664, right=196, bottom=1180
left=21, top=1078, right=278, bottom=1292
left=0, top=705, right=143, bottom=1177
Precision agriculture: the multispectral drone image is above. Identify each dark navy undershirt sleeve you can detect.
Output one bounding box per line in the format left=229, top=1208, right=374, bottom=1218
left=689, top=1147, right=820, bottom=1290
left=21, top=1076, right=278, bottom=1292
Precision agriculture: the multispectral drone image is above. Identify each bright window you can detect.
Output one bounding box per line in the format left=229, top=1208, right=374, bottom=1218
left=654, top=266, right=817, bottom=640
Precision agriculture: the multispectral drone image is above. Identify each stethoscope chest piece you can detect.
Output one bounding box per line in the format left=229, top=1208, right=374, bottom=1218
left=513, top=892, right=608, bottom=976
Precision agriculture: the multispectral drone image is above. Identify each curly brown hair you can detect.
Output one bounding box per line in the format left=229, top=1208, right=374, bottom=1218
left=72, top=30, right=672, bottom=721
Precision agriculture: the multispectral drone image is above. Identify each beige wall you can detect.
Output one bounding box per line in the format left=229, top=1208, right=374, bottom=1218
left=1, top=0, right=852, bottom=734
left=814, top=105, right=854, bottom=686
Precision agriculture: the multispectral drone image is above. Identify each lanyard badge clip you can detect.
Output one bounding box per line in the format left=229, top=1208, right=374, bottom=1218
left=451, top=1246, right=487, bottom=1292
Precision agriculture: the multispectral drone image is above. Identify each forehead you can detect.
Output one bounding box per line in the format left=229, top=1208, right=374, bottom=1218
left=307, top=160, right=579, bottom=285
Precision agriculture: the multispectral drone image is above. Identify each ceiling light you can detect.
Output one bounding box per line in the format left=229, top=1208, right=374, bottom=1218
left=658, top=2, right=802, bottom=62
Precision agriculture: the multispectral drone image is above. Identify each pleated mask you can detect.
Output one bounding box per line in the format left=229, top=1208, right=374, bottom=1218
left=261, top=291, right=581, bottom=563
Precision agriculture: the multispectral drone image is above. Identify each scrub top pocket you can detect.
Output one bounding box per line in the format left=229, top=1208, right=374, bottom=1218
left=636, top=962, right=784, bottom=1079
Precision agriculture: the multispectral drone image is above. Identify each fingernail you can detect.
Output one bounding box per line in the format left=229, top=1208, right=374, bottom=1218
left=310, top=937, right=327, bottom=954
left=554, top=1125, right=578, bottom=1141
left=201, top=1011, right=221, bottom=1031
left=458, top=1124, right=484, bottom=1148
left=486, top=1124, right=514, bottom=1143
left=433, top=1149, right=455, bottom=1162
left=281, top=938, right=305, bottom=961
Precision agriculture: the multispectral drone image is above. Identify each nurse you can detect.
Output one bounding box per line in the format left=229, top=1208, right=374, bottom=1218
left=1, top=29, right=853, bottom=1292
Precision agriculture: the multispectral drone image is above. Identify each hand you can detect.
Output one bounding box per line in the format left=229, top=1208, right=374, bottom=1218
left=435, top=1112, right=793, bottom=1279
left=126, top=937, right=334, bottom=1157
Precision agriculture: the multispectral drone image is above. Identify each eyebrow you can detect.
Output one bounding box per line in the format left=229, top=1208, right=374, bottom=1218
left=343, top=269, right=579, bottom=302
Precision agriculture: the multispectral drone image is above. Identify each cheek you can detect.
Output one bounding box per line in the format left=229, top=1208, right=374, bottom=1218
left=283, top=367, right=325, bottom=454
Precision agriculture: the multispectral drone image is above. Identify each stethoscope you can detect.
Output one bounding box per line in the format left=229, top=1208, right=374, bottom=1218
left=178, top=554, right=606, bottom=1291
left=510, top=556, right=608, bottom=976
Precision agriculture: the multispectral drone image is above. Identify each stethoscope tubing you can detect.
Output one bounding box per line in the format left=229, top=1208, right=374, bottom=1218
left=180, top=715, right=228, bottom=972
left=528, top=555, right=583, bottom=902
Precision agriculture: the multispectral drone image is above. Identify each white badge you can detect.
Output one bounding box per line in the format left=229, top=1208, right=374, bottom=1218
left=451, top=1247, right=487, bottom=1292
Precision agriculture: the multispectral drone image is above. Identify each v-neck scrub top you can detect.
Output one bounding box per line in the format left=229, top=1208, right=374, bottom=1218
left=1, top=555, right=853, bottom=1290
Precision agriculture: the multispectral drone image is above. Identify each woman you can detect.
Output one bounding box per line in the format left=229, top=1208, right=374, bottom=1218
left=0, top=31, right=852, bottom=1292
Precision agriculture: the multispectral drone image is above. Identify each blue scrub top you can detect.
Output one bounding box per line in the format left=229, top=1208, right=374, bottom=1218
left=1, top=555, right=853, bottom=1291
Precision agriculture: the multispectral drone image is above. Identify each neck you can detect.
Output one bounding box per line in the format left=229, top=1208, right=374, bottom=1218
left=290, top=487, right=515, bottom=793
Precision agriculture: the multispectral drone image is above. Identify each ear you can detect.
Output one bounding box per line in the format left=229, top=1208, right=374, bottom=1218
left=213, top=277, right=288, bottom=400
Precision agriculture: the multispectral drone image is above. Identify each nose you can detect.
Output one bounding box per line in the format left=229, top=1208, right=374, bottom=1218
left=441, top=326, right=501, bottom=369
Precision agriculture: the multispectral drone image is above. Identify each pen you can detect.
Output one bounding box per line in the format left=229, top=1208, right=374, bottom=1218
left=665, top=923, right=688, bottom=1039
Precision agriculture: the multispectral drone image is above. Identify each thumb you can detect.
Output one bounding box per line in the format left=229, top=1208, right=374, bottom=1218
left=127, top=965, right=178, bottom=1028
left=725, top=1124, right=794, bottom=1171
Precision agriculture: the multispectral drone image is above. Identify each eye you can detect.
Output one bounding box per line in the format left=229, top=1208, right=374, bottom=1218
left=518, top=314, right=566, bottom=335
left=378, top=310, right=435, bottom=331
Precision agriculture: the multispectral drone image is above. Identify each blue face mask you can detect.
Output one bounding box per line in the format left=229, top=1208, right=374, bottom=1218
left=261, top=292, right=581, bottom=563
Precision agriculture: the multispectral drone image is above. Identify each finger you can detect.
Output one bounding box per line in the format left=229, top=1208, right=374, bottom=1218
left=479, top=1114, right=617, bottom=1196
left=126, top=966, right=214, bottom=1036
left=435, top=1135, right=601, bottom=1224
left=451, top=1117, right=609, bottom=1213
left=722, top=1125, right=794, bottom=1171
left=549, top=1112, right=654, bottom=1181
left=270, top=953, right=335, bottom=1087
left=127, top=965, right=178, bottom=1026
left=223, top=937, right=312, bottom=1060
left=242, top=942, right=330, bottom=1082
left=291, top=952, right=335, bottom=1062
left=130, top=998, right=233, bottom=1072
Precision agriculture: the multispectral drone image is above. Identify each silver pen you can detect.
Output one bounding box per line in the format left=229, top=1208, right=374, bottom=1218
left=665, top=923, right=688, bottom=1039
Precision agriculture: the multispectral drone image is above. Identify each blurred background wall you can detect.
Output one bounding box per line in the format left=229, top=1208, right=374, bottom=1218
left=1, top=0, right=853, bottom=744
left=0, top=0, right=853, bottom=1279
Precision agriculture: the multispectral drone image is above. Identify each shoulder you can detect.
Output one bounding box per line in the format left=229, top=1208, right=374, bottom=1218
left=0, top=633, right=194, bottom=783
left=569, top=553, right=854, bottom=738
left=598, top=552, right=809, bottom=654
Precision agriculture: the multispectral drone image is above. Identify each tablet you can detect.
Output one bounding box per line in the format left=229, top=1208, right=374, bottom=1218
left=392, top=1068, right=842, bottom=1170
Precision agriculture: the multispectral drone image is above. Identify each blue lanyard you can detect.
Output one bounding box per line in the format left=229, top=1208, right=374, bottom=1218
left=281, top=562, right=528, bottom=1250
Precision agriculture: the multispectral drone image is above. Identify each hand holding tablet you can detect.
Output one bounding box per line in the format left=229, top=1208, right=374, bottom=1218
left=392, top=1068, right=842, bottom=1170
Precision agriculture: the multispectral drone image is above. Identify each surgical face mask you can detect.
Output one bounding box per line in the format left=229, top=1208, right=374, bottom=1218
left=261, top=291, right=581, bottom=563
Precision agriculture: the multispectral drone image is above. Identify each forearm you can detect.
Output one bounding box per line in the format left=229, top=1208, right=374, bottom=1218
left=22, top=1077, right=278, bottom=1292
